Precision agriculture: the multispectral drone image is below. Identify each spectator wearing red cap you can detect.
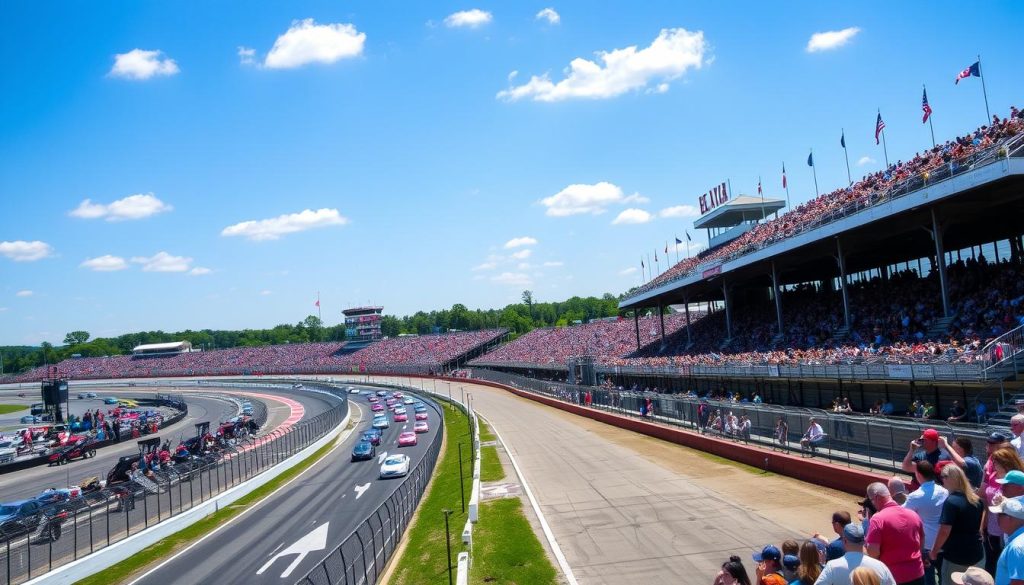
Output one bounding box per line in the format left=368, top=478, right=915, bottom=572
left=902, top=428, right=951, bottom=475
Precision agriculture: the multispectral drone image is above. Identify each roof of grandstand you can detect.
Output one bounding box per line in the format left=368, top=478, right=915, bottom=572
left=692, top=194, right=786, bottom=229
left=132, top=341, right=191, bottom=353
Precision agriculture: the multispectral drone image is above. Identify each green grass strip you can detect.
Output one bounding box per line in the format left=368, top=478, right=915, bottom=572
left=478, top=418, right=496, bottom=443
left=479, top=445, right=505, bottom=482
left=0, top=404, right=28, bottom=414
left=470, top=498, right=558, bottom=585
left=75, top=423, right=351, bottom=585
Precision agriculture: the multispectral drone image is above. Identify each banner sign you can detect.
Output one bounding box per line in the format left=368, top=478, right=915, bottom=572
left=699, top=181, right=729, bottom=215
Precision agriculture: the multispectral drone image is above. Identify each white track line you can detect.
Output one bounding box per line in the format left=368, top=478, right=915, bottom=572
left=482, top=414, right=578, bottom=585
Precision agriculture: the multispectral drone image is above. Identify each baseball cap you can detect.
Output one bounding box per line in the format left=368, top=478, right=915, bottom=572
left=752, top=544, right=781, bottom=562
left=997, top=470, right=1024, bottom=487
left=842, top=522, right=865, bottom=544
left=987, top=431, right=1012, bottom=444
left=988, top=496, right=1024, bottom=520
left=922, top=428, right=940, bottom=441
left=782, top=554, right=799, bottom=570
left=952, top=567, right=995, bottom=585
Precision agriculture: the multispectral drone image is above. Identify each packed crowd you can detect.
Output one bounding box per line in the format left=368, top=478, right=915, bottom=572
left=4, top=330, right=507, bottom=382
left=717, top=422, right=1024, bottom=585
left=641, top=106, right=1024, bottom=299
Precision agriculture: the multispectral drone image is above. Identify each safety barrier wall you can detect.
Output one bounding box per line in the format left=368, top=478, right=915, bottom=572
left=7, top=380, right=349, bottom=585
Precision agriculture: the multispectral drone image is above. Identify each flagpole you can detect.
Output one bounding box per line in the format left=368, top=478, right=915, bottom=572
left=810, top=149, right=820, bottom=198
left=758, top=175, right=766, bottom=223
left=641, top=256, right=646, bottom=283
left=925, top=84, right=936, bottom=148
left=978, top=54, right=992, bottom=123
left=648, top=253, right=653, bottom=278
left=317, top=291, right=322, bottom=322
left=783, top=162, right=791, bottom=210
left=842, top=129, right=852, bottom=185
left=674, top=236, right=679, bottom=265
left=878, top=109, right=890, bottom=168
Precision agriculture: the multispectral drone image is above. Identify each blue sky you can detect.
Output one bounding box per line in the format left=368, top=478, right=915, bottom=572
left=1, top=1, right=1021, bottom=345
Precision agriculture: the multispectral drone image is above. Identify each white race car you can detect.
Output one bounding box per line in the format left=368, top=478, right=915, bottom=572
left=379, top=454, right=410, bottom=479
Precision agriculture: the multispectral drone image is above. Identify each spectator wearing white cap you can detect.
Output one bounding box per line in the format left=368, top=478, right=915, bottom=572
left=904, top=461, right=948, bottom=585
left=1011, top=415, right=1024, bottom=459
left=951, top=567, right=994, bottom=585
left=815, top=523, right=896, bottom=585
left=988, top=496, right=1024, bottom=585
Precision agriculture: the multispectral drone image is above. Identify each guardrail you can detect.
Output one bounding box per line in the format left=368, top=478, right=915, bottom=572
left=469, top=368, right=1001, bottom=475
left=0, top=379, right=348, bottom=585
left=295, top=388, right=445, bottom=585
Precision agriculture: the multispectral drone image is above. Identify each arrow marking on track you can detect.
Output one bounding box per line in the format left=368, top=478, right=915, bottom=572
left=255, top=522, right=329, bottom=578
left=354, top=482, right=371, bottom=499
left=377, top=451, right=389, bottom=463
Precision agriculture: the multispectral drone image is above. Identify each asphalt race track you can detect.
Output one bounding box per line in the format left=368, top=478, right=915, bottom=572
left=130, top=388, right=441, bottom=585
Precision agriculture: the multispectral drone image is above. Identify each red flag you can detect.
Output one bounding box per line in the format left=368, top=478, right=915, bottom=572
left=314, top=299, right=320, bottom=307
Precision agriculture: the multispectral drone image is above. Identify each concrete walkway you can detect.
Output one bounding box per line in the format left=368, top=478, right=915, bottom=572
left=364, top=376, right=859, bottom=585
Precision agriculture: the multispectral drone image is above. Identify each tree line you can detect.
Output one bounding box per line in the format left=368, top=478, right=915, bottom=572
left=0, top=291, right=632, bottom=375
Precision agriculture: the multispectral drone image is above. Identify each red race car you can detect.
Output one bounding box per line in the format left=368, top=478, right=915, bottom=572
left=397, top=432, right=417, bottom=447
left=414, top=412, right=428, bottom=421
left=393, top=413, right=408, bottom=423
left=414, top=421, right=429, bottom=433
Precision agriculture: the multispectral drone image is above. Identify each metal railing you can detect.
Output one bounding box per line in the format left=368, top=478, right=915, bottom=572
left=296, top=391, right=446, bottom=585
left=982, top=322, right=1024, bottom=378
left=629, top=132, right=1024, bottom=299
left=0, top=379, right=349, bottom=585
left=469, top=368, right=1000, bottom=475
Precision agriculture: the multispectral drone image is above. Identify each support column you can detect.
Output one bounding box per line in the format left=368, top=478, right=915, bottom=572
left=658, top=302, right=666, bottom=345
left=931, top=208, right=951, bottom=318
left=684, top=298, right=693, bottom=348
left=770, top=261, right=784, bottom=338
left=722, top=282, right=733, bottom=340
left=634, top=310, right=641, bottom=351
left=836, top=238, right=851, bottom=330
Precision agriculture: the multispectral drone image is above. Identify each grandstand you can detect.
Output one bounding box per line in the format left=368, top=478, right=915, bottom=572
left=132, top=341, right=192, bottom=356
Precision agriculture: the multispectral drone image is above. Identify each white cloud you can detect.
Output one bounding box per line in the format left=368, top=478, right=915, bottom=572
left=507, top=70, right=519, bottom=81
left=238, top=46, right=256, bottom=66
left=504, top=236, right=538, bottom=249
left=517, top=262, right=532, bottom=270
left=619, top=267, right=638, bottom=275
left=659, top=204, right=700, bottom=219
left=264, top=19, right=366, bottom=69
left=69, top=193, right=172, bottom=221
left=857, top=156, right=876, bottom=166
left=472, top=261, right=497, bottom=271
left=498, top=28, right=707, bottom=102
left=81, top=255, right=128, bottom=272
left=612, top=208, right=653, bottom=225
left=0, top=240, right=54, bottom=262
left=131, top=251, right=193, bottom=273
left=491, top=272, right=532, bottom=286
left=16, top=290, right=33, bottom=297
left=806, top=27, right=861, bottom=53
left=109, top=49, right=180, bottom=80
left=444, top=9, right=492, bottom=28
left=189, top=267, right=212, bottom=276
left=510, top=249, right=532, bottom=260
left=221, top=208, right=349, bottom=241
left=260, top=290, right=273, bottom=296
left=542, top=261, right=564, bottom=267
left=536, top=8, right=560, bottom=24
left=541, top=181, right=645, bottom=216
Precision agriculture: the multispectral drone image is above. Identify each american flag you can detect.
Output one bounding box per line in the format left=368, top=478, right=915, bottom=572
left=757, top=178, right=762, bottom=195
left=922, top=87, right=933, bottom=123
left=782, top=164, right=787, bottom=189
left=875, top=112, right=886, bottom=145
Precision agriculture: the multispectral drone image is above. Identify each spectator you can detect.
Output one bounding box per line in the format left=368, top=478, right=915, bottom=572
left=817, top=511, right=853, bottom=562
left=951, top=437, right=984, bottom=489
left=882, top=401, right=895, bottom=416
left=798, top=540, right=824, bottom=584
left=902, top=429, right=951, bottom=475
left=975, top=401, right=988, bottom=425
left=739, top=415, right=752, bottom=441
left=982, top=445, right=1024, bottom=576
left=988, top=497, right=1024, bottom=585
left=752, top=545, right=788, bottom=585
left=815, top=523, right=896, bottom=585
left=889, top=477, right=910, bottom=506
left=947, top=401, right=967, bottom=423
left=864, top=482, right=925, bottom=585
left=1011, top=415, right=1024, bottom=459
left=931, top=465, right=984, bottom=584
left=801, top=418, right=826, bottom=453
left=950, top=567, right=993, bottom=585
left=852, top=566, right=885, bottom=585
left=776, top=417, right=789, bottom=448
left=783, top=556, right=801, bottom=583
left=997, top=470, right=1024, bottom=500
left=714, top=555, right=753, bottom=585
left=904, top=461, right=948, bottom=585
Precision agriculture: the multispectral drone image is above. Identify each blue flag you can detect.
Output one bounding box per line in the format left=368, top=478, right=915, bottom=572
left=841, top=132, right=846, bottom=148
left=675, top=237, right=683, bottom=244
left=807, top=152, right=814, bottom=167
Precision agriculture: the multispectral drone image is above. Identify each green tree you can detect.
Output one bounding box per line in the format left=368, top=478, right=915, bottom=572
left=63, top=331, right=90, bottom=345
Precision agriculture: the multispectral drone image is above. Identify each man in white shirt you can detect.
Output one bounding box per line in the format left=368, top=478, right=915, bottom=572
left=1010, top=415, right=1024, bottom=459
left=801, top=417, right=826, bottom=453
left=815, top=523, right=896, bottom=585
left=904, top=461, right=948, bottom=585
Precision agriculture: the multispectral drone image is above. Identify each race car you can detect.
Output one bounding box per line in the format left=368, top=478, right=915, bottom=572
left=379, top=454, right=410, bottom=479
left=371, top=403, right=384, bottom=413
left=348, top=387, right=360, bottom=394
left=375, top=391, right=387, bottom=397
left=20, top=415, right=42, bottom=424
left=372, top=416, right=390, bottom=430
left=385, top=399, right=398, bottom=408
left=393, top=413, right=408, bottom=423
left=368, top=396, right=379, bottom=403
left=403, top=398, right=415, bottom=405
left=413, top=421, right=429, bottom=433
left=351, top=440, right=376, bottom=462
left=413, top=404, right=427, bottom=413
left=393, top=406, right=407, bottom=415
left=77, top=392, right=97, bottom=399
left=47, top=438, right=97, bottom=466
left=393, top=392, right=404, bottom=399
left=0, top=499, right=66, bottom=542
left=415, top=411, right=428, bottom=421
left=397, top=432, right=417, bottom=447
left=361, top=430, right=382, bottom=446
left=103, top=397, right=119, bottom=405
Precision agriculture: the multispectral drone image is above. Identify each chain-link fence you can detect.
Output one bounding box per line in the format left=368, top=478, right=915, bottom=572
left=296, top=391, right=446, bottom=585
left=0, top=380, right=349, bottom=585
left=470, top=368, right=999, bottom=475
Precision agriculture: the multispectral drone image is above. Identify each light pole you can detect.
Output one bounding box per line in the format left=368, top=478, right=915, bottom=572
left=443, top=509, right=454, bottom=585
